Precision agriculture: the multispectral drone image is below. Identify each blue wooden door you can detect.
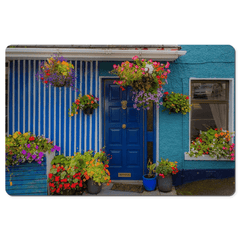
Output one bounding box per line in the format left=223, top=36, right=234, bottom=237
left=104, top=80, right=144, bottom=180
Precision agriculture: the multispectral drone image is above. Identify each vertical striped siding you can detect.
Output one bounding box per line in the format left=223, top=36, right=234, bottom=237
left=8, top=60, right=100, bottom=156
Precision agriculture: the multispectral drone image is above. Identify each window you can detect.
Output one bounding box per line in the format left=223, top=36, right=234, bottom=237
left=185, top=78, right=234, bottom=160
left=191, top=80, right=229, bottom=141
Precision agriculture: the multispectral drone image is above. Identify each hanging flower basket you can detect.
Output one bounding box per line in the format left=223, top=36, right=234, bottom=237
left=69, top=94, right=99, bottom=116
left=162, top=92, right=191, bottom=115
left=36, top=55, right=77, bottom=89
left=111, top=56, right=171, bottom=110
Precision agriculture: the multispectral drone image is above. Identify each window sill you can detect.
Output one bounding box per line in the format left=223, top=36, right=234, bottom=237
left=184, top=152, right=234, bottom=161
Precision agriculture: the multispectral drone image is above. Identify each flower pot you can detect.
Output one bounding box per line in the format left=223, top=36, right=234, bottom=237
left=83, top=108, right=94, bottom=115
left=87, top=178, right=102, bottom=194
left=142, top=174, right=157, bottom=191
left=158, top=174, right=172, bottom=192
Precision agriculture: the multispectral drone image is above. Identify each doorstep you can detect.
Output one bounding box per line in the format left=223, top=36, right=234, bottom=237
left=83, top=180, right=177, bottom=196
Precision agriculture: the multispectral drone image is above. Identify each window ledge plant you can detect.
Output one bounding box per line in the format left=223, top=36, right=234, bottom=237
left=36, top=55, right=77, bottom=89
left=187, top=128, right=235, bottom=160
left=162, top=91, right=191, bottom=115
left=111, top=56, right=171, bottom=110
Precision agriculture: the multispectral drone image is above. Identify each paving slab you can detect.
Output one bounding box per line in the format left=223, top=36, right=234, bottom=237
left=83, top=181, right=177, bottom=196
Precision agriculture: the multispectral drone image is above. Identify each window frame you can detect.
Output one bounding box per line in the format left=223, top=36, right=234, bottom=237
left=185, top=78, right=235, bottom=161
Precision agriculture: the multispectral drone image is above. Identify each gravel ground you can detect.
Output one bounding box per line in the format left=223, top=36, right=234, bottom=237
left=175, top=177, right=235, bottom=196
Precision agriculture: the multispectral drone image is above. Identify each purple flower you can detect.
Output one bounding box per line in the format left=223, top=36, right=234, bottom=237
left=18, top=159, right=22, bottom=162
left=36, top=145, right=39, bottom=150
left=38, top=152, right=44, bottom=158
left=27, top=144, right=31, bottom=148
left=26, top=153, right=31, bottom=160
left=37, top=161, right=41, bottom=164
left=21, top=150, right=26, bottom=155
left=51, top=148, right=55, bottom=152
left=32, top=155, right=37, bottom=160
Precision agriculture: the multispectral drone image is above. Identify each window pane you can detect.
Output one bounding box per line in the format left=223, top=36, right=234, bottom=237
left=191, top=103, right=228, bottom=140
left=192, top=82, right=227, bottom=100
left=147, top=102, right=153, bottom=131
left=147, top=142, right=153, bottom=164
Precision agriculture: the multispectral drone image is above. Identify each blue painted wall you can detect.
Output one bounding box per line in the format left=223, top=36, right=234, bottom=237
left=158, top=45, right=235, bottom=171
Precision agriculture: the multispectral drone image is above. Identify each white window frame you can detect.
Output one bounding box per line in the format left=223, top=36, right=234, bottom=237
left=184, top=78, right=235, bottom=161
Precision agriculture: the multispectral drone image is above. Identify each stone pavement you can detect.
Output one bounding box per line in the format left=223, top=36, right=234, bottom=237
left=83, top=180, right=177, bottom=196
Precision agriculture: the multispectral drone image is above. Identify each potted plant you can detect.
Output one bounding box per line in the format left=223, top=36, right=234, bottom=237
left=48, top=155, right=88, bottom=195
left=80, top=150, right=111, bottom=194
left=156, top=158, right=179, bottom=192
left=142, top=160, right=157, bottom=191
left=111, top=56, right=171, bottom=110
left=162, top=92, right=191, bottom=115
left=69, top=94, right=99, bottom=116
left=36, top=55, right=77, bottom=89
left=187, top=128, right=235, bottom=160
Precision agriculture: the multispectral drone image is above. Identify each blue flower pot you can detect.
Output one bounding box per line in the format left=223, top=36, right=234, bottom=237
left=143, top=174, right=157, bottom=191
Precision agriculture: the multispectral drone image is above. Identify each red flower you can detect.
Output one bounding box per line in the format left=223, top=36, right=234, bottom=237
left=49, top=173, right=53, bottom=179
left=41, top=77, right=44, bottom=80
left=56, top=188, right=60, bottom=193
left=59, top=184, right=63, bottom=188
left=104, top=164, right=109, bottom=168
left=44, top=81, right=48, bottom=84
left=46, top=73, right=50, bottom=76
left=29, top=136, right=35, bottom=141
left=64, top=183, right=70, bottom=189
left=156, top=75, right=160, bottom=79
left=186, top=96, right=189, bottom=100
left=164, top=92, right=169, bottom=95
left=55, top=176, right=60, bottom=182
left=61, top=178, right=68, bottom=183
left=215, top=128, right=218, bottom=130
left=57, top=169, right=60, bottom=172
left=79, top=182, right=83, bottom=187
left=199, top=139, right=202, bottom=143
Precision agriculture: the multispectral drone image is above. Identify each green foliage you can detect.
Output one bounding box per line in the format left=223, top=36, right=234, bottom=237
left=188, top=128, right=235, bottom=160
left=147, top=160, right=156, bottom=177
left=162, top=92, right=191, bottom=115
left=5, top=131, right=56, bottom=166
left=69, top=94, right=99, bottom=116
left=155, top=158, right=179, bottom=177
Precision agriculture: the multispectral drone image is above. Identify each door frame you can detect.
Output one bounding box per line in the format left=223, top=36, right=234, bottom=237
left=99, top=76, right=158, bottom=179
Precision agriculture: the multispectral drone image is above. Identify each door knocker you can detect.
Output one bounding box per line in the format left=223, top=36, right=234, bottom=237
left=121, top=100, right=127, bottom=110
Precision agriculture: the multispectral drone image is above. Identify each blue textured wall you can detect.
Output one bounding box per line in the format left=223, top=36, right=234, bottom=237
left=159, top=45, right=235, bottom=170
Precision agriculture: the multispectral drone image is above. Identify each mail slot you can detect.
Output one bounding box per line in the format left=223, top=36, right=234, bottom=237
left=118, top=173, right=131, bottom=177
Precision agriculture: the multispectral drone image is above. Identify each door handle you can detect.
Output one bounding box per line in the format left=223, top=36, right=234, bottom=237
left=122, top=124, right=126, bottom=129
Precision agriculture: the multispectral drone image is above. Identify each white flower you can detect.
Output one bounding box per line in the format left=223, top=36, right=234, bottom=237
left=145, top=64, right=154, bottom=74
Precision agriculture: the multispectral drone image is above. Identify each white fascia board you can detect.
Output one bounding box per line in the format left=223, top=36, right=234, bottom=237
left=6, top=48, right=187, bottom=61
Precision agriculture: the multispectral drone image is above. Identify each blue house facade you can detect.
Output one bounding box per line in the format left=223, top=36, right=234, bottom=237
left=5, top=45, right=235, bottom=187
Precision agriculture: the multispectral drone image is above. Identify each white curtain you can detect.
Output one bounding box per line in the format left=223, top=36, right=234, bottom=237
left=209, top=104, right=227, bottom=129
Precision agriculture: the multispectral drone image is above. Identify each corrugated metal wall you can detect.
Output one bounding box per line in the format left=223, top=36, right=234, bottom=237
left=8, top=60, right=100, bottom=156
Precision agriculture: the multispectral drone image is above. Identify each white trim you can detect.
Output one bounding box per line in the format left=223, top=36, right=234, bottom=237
left=185, top=77, right=235, bottom=161
left=6, top=48, right=187, bottom=61
left=156, top=105, right=159, bottom=164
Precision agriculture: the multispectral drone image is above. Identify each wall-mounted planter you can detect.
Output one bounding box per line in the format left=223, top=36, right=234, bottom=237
left=83, top=108, right=94, bottom=115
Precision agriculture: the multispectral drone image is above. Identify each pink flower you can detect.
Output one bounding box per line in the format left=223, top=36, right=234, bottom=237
left=129, top=63, right=133, bottom=68
left=135, top=69, right=137, bottom=72
left=142, top=72, right=145, bottom=75
left=132, top=56, right=138, bottom=60
left=231, top=157, right=234, bottom=161
left=153, top=61, right=158, bottom=66
left=141, top=68, right=145, bottom=71
left=149, top=59, right=152, bottom=63
left=135, top=65, right=139, bottom=69
left=141, top=59, right=145, bottom=62
left=159, top=173, right=165, bottom=178
left=121, top=67, right=124, bottom=71
left=167, top=69, right=171, bottom=73
left=231, top=153, right=234, bottom=156
left=113, top=64, right=117, bottom=69
left=165, top=62, right=170, bottom=68
left=222, top=147, right=225, bottom=150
